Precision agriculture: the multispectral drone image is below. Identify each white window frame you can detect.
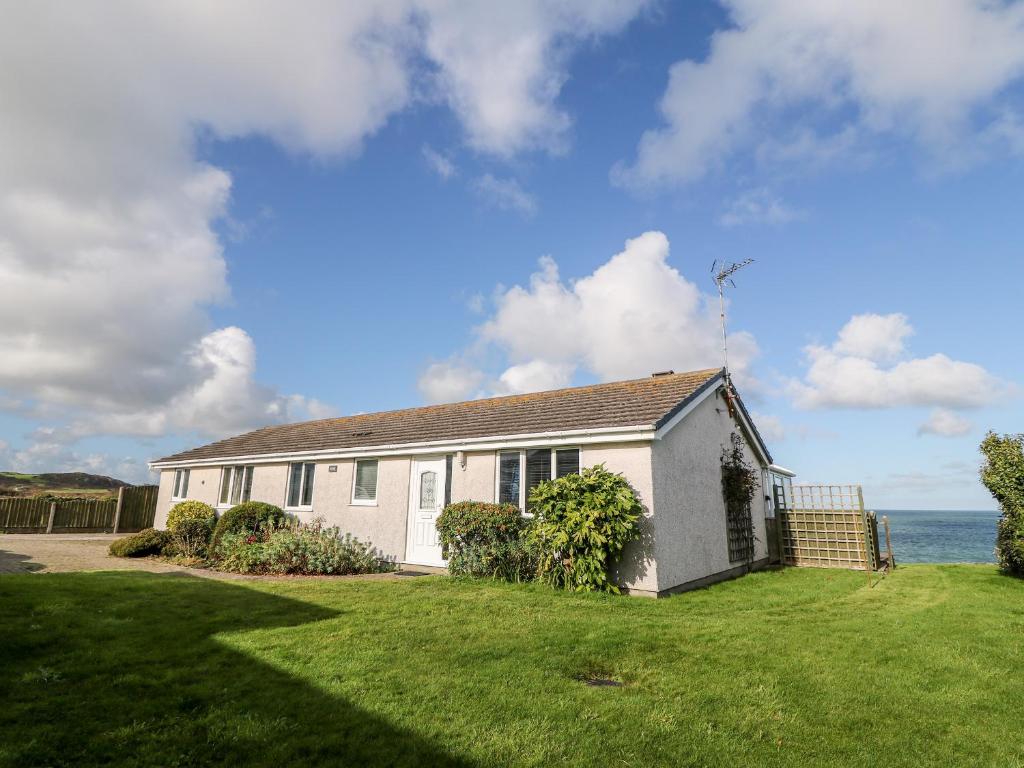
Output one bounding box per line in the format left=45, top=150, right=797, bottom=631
left=494, top=446, right=580, bottom=510
left=286, top=462, right=316, bottom=511
left=351, top=458, right=379, bottom=506
left=171, top=468, right=190, bottom=501
left=217, top=465, right=254, bottom=508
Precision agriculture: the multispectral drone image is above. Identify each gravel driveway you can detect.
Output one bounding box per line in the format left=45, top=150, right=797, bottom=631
left=0, top=533, right=430, bottom=582
left=0, top=534, right=216, bottom=576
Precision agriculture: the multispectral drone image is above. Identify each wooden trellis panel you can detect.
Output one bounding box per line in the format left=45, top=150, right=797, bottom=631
left=777, top=484, right=878, bottom=570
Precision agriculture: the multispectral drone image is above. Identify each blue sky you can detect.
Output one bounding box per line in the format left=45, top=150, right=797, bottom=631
left=1, top=1, right=1022, bottom=509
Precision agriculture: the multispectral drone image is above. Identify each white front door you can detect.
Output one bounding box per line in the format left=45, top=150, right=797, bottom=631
left=406, top=456, right=447, bottom=566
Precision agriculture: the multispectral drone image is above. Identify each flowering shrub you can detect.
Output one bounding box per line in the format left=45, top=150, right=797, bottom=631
left=165, top=500, right=216, bottom=558
left=210, top=501, right=286, bottom=552
left=214, top=518, right=392, bottom=575
left=528, top=464, right=642, bottom=593
left=435, top=501, right=536, bottom=581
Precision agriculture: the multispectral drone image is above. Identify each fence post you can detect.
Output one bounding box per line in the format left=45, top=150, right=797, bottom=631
left=882, top=515, right=896, bottom=570
left=46, top=502, right=57, bottom=534
left=112, top=487, right=124, bottom=534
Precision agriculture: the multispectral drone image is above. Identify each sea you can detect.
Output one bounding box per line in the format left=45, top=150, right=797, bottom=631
left=876, top=509, right=1001, bottom=564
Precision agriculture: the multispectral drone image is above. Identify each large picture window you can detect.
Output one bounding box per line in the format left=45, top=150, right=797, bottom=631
left=287, top=462, right=316, bottom=509
left=352, top=458, right=379, bottom=504
left=497, top=447, right=580, bottom=509
left=218, top=465, right=254, bottom=506
left=171, top=468, right=190, bottom=500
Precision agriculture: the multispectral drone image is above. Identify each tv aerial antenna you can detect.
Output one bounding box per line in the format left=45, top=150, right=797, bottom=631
left=711, top=258, right=754, bottom=403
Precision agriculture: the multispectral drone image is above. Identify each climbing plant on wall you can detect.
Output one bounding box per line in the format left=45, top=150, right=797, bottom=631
left=721, top=432, right=758, bottom=565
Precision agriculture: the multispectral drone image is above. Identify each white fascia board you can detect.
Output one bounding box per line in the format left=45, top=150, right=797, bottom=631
left=652, top=380, right=773, bottom=468
left=652, top=382, right=722, bottom=440
left=148, top=425, right=656, bottom=471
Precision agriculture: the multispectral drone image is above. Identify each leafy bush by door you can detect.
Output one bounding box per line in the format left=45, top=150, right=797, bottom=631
left=527, top=464, right=642, bottom=593
left=435, top=501, right=536, bottom=581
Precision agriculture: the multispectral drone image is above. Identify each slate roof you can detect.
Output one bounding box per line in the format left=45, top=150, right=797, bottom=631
left=154, top=368, right=725, bottom=464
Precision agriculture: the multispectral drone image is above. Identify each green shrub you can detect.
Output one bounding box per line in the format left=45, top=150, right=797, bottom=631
left=980, top=432, right=1024, bottom=576
left=108, top=528, right=168, bottom=558
left=435, top=501, right=536, bottom=581
left=214, top=519, right=393, bottom=575
left=215, top=531, right=270, bottom=574
left=165, top=500, right=216, bottom=558
left=527, top=464, right=643, bottom=593
left=210, top=501, right=286, bottom=554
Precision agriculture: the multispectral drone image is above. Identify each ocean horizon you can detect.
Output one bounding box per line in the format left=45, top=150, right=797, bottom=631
left=875, top=509, right=1000, bottom=564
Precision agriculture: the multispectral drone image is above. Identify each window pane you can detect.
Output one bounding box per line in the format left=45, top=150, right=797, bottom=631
left=301, top=463, right=315, bottom=507
left=419, top=471, right=437, bottom=510
left=525, top=449, right=551, bottom=498
left=242, top=466, right=253, bottom=503
left=287, top=463, right=303, bottom=507
left=230, top=466, right=244, bottom=505
left=555, top=449, right=579, bottom=478
left=219, top=469, right=231, bottom=505
left=354, top=459, right=378, bottom=501
left=498, top=452, right=520, bottom=505
left=180, top=470, right=190, bottom=499
left=172, top=470, right=180, bottom=498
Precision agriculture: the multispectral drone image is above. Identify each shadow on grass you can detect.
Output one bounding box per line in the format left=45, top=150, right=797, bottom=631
left=0, top=571, right=475, bottom=768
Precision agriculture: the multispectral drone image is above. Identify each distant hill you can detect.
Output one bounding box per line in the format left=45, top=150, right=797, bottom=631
left=0, top=471, right=132, bottom=499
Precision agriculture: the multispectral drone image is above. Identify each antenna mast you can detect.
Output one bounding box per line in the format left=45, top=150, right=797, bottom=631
left=712, top=258, right=754, bottom=397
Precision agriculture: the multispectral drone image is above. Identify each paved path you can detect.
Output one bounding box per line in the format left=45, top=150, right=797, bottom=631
left=0, top=534, right=426, bottom=582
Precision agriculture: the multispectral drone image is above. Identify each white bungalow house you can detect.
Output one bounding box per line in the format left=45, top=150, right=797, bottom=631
left=150, top=367, right=791, bottom=597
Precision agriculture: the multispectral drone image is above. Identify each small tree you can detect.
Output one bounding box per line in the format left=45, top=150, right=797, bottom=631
left=528, top=464, right=642, bottom=593
left=980, top=431, right=1024, bottom=576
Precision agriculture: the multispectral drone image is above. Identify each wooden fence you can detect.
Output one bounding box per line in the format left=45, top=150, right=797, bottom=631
left=0, top=485, right=158, bottom=533
left=775, top=484, right=886, bottom=571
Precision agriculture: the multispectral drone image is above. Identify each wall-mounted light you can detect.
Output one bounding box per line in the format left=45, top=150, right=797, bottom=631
left=456, top=450, right=466, bottom=469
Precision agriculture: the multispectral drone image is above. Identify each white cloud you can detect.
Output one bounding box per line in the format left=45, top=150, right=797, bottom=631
left=833, top=312, right=913, bottom=362
left=418, top=362, right=485, bottom=404
left=496, top=360, right=575, bottom=395
left=418, top=231, right=758, bottom=402
left=790, top=313, right=1007, bottom=410
left=420, top=0, right=649, bottom=156
left=0, top=2, right=649, bottom=455
left=472, top=174, right=538, bottom=215
left=918, top=408, right=973, bottom=437
left=0, top=433, right=154, bottom=485
left=719, top=188, right=804, bottom=227
left=422, top=144, right=457, bottom=179
left=616, top=0, right=1024, bottom=187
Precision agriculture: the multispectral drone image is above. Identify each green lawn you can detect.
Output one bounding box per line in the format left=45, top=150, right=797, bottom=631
left=1, top=565, right=1021, bottom=767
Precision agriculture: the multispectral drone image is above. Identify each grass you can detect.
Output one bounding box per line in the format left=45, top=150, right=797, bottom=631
left=0, top=565, right=1022, bottom=767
